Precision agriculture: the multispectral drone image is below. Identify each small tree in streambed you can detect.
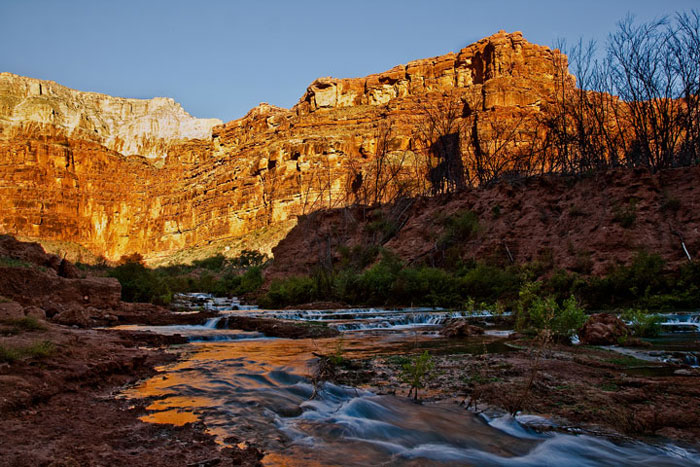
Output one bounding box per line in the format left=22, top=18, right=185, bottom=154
left=621, top=309, right=664, bottom=338
left=515, top=281, right=586, bottom=342
left=508, top=282, right=586, bottom=416
left=400, top=351, right=434, bottom=401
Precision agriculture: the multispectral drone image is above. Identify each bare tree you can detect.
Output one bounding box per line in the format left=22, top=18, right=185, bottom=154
left=670, top=10, right=700, bottom=165
left=413, top=97, right=468, bottom=194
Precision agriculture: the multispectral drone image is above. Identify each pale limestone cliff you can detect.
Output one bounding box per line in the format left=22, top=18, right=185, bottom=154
left=0, top=72, right=222, bottom=161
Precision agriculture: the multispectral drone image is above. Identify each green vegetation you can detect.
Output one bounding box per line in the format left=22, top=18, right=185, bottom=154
left=329, top=338, right=346, bottom=366
left=400, top=351, right=434, bottom=400
left=437, top=210, right=481, bottom=250
left=107, top=250, right=267, bottom=305
left=516, top=282, right=586, bottom=340
left=604, top=354, right=646, bottom=367
left=260, top=249, right=523, bottom=309
left=661, top=193, right=681, bottom=213
left=621, top=309, right=664, bottom=338
left=365, top=210, right=400, bottom=242
left=0, top=256, right=34, bottom=269
left=385, top=355, right=412, bottom=366
left=2, top=317, right=46, bottom=334
left=259, top=248, right=700, bottom=312
left=612, top=199, right=637, bottom=228
left=0, top=340, right=55, bottom=363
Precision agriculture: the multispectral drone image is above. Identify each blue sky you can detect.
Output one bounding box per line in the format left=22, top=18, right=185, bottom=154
left=1, top=0, right=697, bottom=121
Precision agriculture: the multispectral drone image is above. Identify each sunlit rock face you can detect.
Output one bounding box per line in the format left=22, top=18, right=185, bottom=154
left=0, top=32, right=567, bottom=262
left=0, top=72, right=222, bottom=162
left=296, top=31, right=561, bottom=113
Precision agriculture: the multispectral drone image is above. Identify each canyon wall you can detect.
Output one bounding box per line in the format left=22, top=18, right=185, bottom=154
left=0, top=72, right=222, bottom=162
left=0, top=31, right=568, bottom=263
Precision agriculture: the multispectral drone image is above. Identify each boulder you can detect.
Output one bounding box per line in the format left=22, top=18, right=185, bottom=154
left=0, top=301, right=25, bottom=321
left=23, top=306, right=46, bottom=320
left=52, top=307, right=92, bottom=328
left=57, top=258, right=81, bottom=279
left=578, top=313, right=628, bottom=345
left=440, top=320, right=485, bottom=338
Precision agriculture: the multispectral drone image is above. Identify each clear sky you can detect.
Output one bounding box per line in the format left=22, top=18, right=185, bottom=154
left=1, top=0, right=696, bottom=121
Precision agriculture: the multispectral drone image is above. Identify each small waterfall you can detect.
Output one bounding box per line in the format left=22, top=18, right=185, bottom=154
left=203, top=316, right=222, bottom=329
left=221, top=308, right=511, bottom=332
left=172, top=292, right=258, bottom=312
left=658, top=312, right=700, bottom=333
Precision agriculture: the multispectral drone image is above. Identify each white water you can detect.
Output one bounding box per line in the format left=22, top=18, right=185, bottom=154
left=216, top=307, right=509, bottom=332
left=122, top=338, right=700, bottom=466
left=115, top=305, right=700, bottom=465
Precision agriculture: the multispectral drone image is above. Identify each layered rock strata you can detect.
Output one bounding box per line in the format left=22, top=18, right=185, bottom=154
left=0, top=31, right=567, bottom=262
left=0, top=72, right=221, bottom=161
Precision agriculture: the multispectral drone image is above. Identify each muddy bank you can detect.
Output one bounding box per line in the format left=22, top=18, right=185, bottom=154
left=328, top=335, right=700, bottom=447
left=0, top=321, right=263, bottom=466
left=0, top=236, right=262, bottom=465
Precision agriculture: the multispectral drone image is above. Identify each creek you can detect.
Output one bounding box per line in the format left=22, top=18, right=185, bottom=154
left=117, top=307, right=700, bottom=466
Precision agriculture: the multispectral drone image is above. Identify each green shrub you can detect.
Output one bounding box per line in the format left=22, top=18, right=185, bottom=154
left=661, top=193, right=681, bottom=212
left=391, top=267, right=460, bottom=307
left=621, top=309, right=663, bottom=338
left=0, top=340, right=55, bottom=363
left=438, top=210, right=480, bottom=249
left=585, top=252, right=667, bottom=308
left=109, top=251, right=267, bottom=304
left=329, top=338, right=346, bottom=366
left=365, top=210, right=399, bottom=241
left=333, top=269, right=362, bottom=304
left=0, top=345, right=20, bottom=362
left=238, top=266, right=264, bottom=294
left=400, top=351, right=434, bottom=400
left=0, top=256, right=34, bottom=269
left=260, top=275, right=316, bottom=308
left=612, top=199, right=637, bottom=228
left=109, top=261, right=173, bottom=305
left=459, top=263, right=521, bottom=303
left=192, top=254, right=227, bottom=271
left=356, top=252, right=402, bottom=305
left=3, top=316, right=45, bottom=333
left=337, top=244, right=380, bottom=270
left=516, top=282, right=586, bottom=340
left=232, top=250, right=268, bottom=268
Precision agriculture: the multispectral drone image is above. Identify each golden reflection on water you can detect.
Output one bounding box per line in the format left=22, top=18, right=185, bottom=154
left=126, top=333, right=507, bottom=464
left=139, top=408, right=198, bottom=426
left=126, top=339, right=325, bottom=444
left=127, top=334, right=467, bottom=431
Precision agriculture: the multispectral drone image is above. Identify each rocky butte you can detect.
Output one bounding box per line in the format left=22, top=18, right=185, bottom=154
left=0, top=31, right=569, bottom=263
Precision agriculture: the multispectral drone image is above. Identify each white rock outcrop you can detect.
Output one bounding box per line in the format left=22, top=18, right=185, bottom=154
left=0, top=72, right=222, bottom=161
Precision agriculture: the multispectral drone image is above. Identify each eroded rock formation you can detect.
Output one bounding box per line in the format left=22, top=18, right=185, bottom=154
left=0, top=31, right=568, bottom=262
left=0, top=72, right=221, bottom=162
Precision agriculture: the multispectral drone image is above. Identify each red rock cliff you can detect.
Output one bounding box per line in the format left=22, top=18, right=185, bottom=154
left=0, top=32, right=568, bottom=262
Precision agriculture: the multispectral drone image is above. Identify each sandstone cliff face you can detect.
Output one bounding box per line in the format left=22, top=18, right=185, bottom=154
left=0, top=32, right=569, bottom=262
left=0, top=72, right=221, bottom=162
left=296, top=31, right=562, bottom=113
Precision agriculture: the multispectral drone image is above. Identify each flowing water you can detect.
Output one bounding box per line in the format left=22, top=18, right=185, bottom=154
left=607, top=311, right=700, bottom=368
left=119, top=308, right=700, bottom=466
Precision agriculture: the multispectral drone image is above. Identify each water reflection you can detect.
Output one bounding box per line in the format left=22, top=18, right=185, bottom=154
left=125, top=334, right=699, bottom=466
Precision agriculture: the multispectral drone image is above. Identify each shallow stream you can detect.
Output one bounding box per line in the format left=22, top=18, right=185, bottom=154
left=119, top=308, right=700, bottom=466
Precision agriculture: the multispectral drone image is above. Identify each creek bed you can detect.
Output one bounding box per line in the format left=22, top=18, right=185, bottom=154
left=115, top=307, right=700, bottom=466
